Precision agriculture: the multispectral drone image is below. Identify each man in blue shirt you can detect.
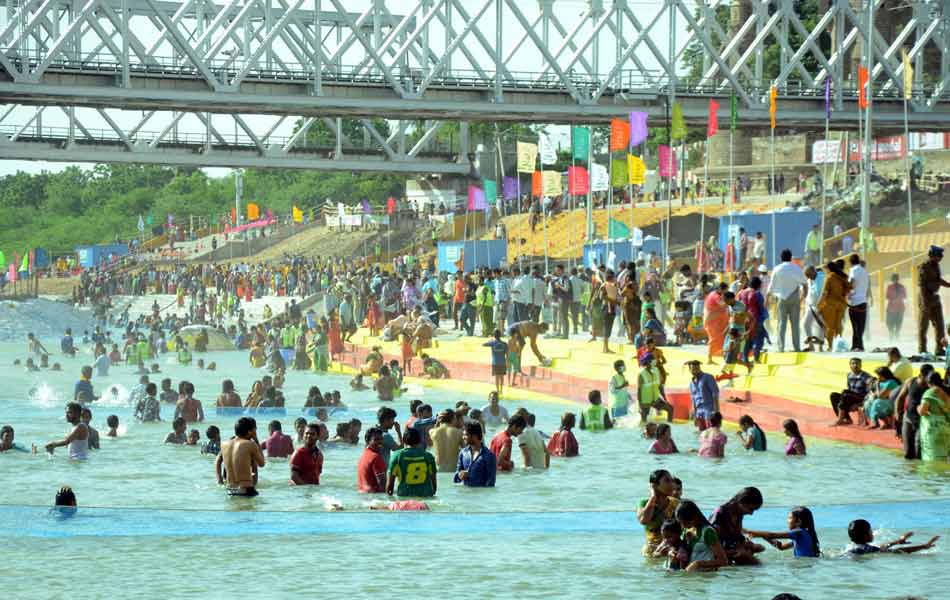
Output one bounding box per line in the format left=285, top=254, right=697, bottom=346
left=74, top=366, right=97, bottom=403
left=454, top=422, right=496, bottom=487
left=688, top=360, right=718, bottom=431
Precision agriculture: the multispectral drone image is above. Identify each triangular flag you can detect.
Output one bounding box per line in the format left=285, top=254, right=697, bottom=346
left=707, top=99, right=720, bottom=138
left=627, top=155, right=646, bottom=185
left=517, top=142, right=539, bottom=173
left=671, top=103, right=687, bottom=140
left=609, top=118, right=630, bottom=151
left=858, top=67, right=869, bottom=109
left=571, top=127, right=590, bottom=160
left=567, top=166, right=589, bottom=195
left=531, top=171, right=542, bottom=197
left=902, top=50, right=913, bottom=101
left=20, top=251, right=29, bottom=273
left=483, top=179, right=497, bottom=205
left=539, top=133, right=558, bottom=165
left=608, top=218, right=630, bottom=240
left=629, top=112, right=648, bottom=147
left=769, top=86, right=777, bottom=129
left=137, top=214, right=145, bottom=233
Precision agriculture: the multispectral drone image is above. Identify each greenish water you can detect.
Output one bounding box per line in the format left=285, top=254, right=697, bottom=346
left=2, top=344, right=948, bottom=598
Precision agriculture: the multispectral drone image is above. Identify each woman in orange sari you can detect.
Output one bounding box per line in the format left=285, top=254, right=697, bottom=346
left=703, top=284, right=729, bottom=364
left=817, top=261, right=851, bottom=350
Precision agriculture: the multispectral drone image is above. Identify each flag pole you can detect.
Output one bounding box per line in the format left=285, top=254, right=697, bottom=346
left=903, top=95, right=913, bottom=264
left=586, top=126, right=594, bottom=243
left=701, top=137, right=709, bottom=267
left=821, top=87, right=830, bottom=265
left=770, top=87, right=776, bottom=269
left=607, top=148, right=613, bottom=257
left=570, top=126, right=576, bottom=272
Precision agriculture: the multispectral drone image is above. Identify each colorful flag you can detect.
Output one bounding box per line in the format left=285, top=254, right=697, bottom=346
left=769, top=86, right=777, bottom=130
left=671, top=103, right=687, bottom=140
left=608, top=218, right=630, bottom=239
left=292, top=206, right=304, bottom=223
left=539, top=133, right=557, bottom=165
left=137, top=215, right=145, bottom=233
left=483, top=179, right=497, bottom=205
left=146, top=212, right=154, bottom=226
left=609, top=118, right=630, bottom=151
left=858, top=66, right=869, bottom=109
left=568, top=166, right=589, bottom=195
left=531, top=171, right=542, bottom=197
left=502, top=176, right=518, bottom=200
left=517, top=141, right=538, bottom=173
left=571, top=127, right=590, bottom=160
left=542, top=171, right=562, bottom=196
left=658, top=145, right=677, bottom=178
left=19, top=251, right=29, bottom=273
left=247, top=203, right=260, bottom=221
left=902, top=50, right=913, bottom=101
left=627, top=155, right=646, bottom=185
left=629, top=111, right=648, bottom=147
left=361, top=198, right=372, bottom=214
left=230, top=207, right=237, bottom=225
left=825, top=79, right=832, bottom=119
left=707, top=99, right=720, bottom=138
left=611, top=159, right=628, bottom=188
left=7, top=263, right=15, bottom=283
left=730, top=93, right=738, bottom=131
left=467, top=185, right=487, bottom=210
left=591, top=163, right=609, bottom=192
left=0, top=250, right=5, bottom=269
left=386, top=197, right=396, bottom=214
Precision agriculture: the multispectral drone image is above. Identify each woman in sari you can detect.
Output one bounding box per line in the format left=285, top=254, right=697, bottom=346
left=328, top=309, right=344, bottom=359
left=817, top=261, right=850, bottom=350
left=703, top=284, right=729, bottom=364
left=587, top=274, right=604, bottom=342
left=918, top=372, right=950, bottom=462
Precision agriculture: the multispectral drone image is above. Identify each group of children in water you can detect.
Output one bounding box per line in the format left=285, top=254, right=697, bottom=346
left=641, top=413, right=806, bottom=457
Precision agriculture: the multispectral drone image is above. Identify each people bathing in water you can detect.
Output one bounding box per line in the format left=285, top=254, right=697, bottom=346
left=165, top=417, right=187, bottom=444
left=737, top=415, right=767, bottom=451
left=579, top=390, right=612, bottom=431
left=675, top=500, right=729, bottom=572
left=648, top=424, right=679, bottom=454
left=783, top=419, right=807, bottom=456
left=710, top=487, right=765, bottom=565
left=106, top=415, right=119, bottom=438
left=216, top=417, right=266, bottom=497
left=697, top=412, right=727, bottom=458
left=45, top=402, right=89, bottom=460
left=845, top=519, right=939, bottom=555
left=546, top=413, right=579, bottom=457
left=745, top=506, right=821, bottom=558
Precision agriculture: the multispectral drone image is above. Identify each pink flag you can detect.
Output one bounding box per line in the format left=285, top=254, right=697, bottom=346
left=568, top=166, right=589, bottom=195
left=467, top=185, right=487, bottom=210
left=658, top=145, right=678, bottom=178
left=629, top=111, right=648, bottom=147
left=707, top=99, right=720, bottom=138
left=8, top=263, right=15, bottom=282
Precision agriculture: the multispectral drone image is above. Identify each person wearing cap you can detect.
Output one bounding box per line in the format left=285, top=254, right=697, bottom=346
left=917, top=245, right=949, bottom=355
left=637, top=353, right=673, bottom=423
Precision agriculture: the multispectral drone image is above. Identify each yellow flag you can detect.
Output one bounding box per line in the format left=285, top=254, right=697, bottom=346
left=292, top=205, right=303, bottom=223
left=627, top=154, right=646, bottom=185
left=902, top=50, right=913, bottom=101
left=247, top=202, right=260, bottom=221
left=516, top=142, right=538, bottom=174
left=769, top=86, right=777, bottom=130
left=542, top=171, right=562, bottom=196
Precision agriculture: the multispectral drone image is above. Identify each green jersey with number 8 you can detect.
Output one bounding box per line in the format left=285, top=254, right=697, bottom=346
left=389, top=447, right=437, bottom=497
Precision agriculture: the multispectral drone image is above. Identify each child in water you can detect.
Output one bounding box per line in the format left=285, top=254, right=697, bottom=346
left=546, top=413, right=579, bottom=457
left=400, top=332, right=414, bottom=375
left=697, top=412, right=727, bottom=458
left=745, top=506, right=821, bottom=557
left=186, top=429, right=200, bottom=446
left=675, top=500, right=729, bottom=572
left=783, top=419, right=806, bottom=456
left=649, top=424, right=679, bottom=454
left=106, top=415, right=119, bottom=438
left=737, top=415, right=767, bottom=451
left=845, top=519, right=939, bottom=555
left=653, top=519, right=690, bottom=570
left=643, top=422, right=658, bottom=440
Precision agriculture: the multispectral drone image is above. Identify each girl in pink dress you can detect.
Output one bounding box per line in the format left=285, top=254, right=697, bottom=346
left=697, top=412, right=727, bottom=458
left=783, top=419, right=807, bottom=456
left=649, top=424, right=679, bottom=454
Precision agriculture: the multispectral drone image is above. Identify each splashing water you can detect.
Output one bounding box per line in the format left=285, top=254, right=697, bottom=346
left=27, top=383, right=64, bottom=408
left=95, top=383, right=131, bottom=407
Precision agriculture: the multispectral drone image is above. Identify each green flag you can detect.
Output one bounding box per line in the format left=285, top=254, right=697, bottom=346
left=611, top=159, right=628, bottom=188
left=0, top=250, right=5, bottom=269
left=608, top=218, right=630, bottom=239
left=146, top=212, right=154, bottom=226
left=730, top=93, right=738, bottom=131
left=483, top=179, right=497, bottom=205
left=571, top=127, right=590, bottom=161
left=671, top=102, right=687, bottom=140
left=19, top=251, right=29, bottom=272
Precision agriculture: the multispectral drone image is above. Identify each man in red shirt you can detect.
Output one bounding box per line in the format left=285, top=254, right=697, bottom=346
left=357, top=427, right=387, bottom=493
left=262, top=420, right=294, bottom=458
left=289, top=423, right=323, bottom=485
left=489, top=414, right=526, bottom=472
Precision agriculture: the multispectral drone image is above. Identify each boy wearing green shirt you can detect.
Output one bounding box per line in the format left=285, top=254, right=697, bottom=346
left=386, top=427, right=437, bottom=497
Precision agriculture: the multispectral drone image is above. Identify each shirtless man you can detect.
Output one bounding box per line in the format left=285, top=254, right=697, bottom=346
left=507, top=321, right=550, bottom=365
left=174, top=381, right=205, bottom=423
left=44, top=402, right=90, bottom=460
left=215, top=417, right=266, bottom=497
left=216, top=380, right=242, bottom=407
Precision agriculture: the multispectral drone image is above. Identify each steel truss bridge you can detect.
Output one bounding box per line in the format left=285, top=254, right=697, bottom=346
left=0, top=0, right=948, bottom=173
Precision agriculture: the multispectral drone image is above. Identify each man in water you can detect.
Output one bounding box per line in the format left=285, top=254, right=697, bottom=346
left=60, top=329, right=76, bottom=357
left=289, top=422, right=323, bottom=485
left=489, top=414, right=526, bottom=472
left=81, top=407, right=100, bottom=450
left=688, top=361, right=719, bottom=431
left=174, top=381, right=204, bottom=423
left=386, top=427, right=437, bottom=497
left=0, top=425, right=30, bottom=453
left=27, top=332, right=49, bottom=358
left=357, top=427, right=387, bottom=493
left=216, top=417, right=265, bottom=496
left=45, top=402, right=90, bottom=460
left=507, top=321, right=550, bottom=365
left=454, top=422, right=496, bottom=487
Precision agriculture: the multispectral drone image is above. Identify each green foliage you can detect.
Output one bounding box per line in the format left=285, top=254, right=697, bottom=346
left=0, top=163, right=405, bottom=255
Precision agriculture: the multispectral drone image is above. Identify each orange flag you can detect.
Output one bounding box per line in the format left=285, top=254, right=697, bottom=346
left=858, top=66, right=869, bottom=109
left=609, top=118, right=630, bottom=151
left=247, top=203, right=260, bottom=221
left=531, top=171, right=542, bottom=197
left=769, top=87, right=777, bottom=130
